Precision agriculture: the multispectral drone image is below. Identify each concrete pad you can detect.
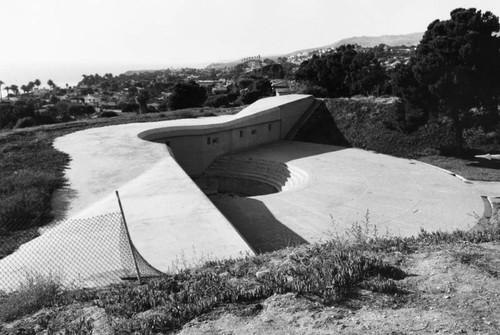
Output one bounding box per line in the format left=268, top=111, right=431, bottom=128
left=210, top=141, right=499, bottom=249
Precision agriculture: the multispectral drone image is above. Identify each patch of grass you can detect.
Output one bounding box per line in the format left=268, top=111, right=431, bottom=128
left=68, top=238, right=406, bottom=333
left=6, top=212, right=499, bottom=332
left=0, top=273, right=64, bottom=322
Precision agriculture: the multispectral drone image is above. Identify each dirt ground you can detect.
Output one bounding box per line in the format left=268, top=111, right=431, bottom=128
left=3, top=242, right=500, bottom=334
left=176, top=242, right=500, bottom=335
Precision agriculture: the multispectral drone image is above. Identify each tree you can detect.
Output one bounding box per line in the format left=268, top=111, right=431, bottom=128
left=34, top=79, right=41, bottom=90
left=167, top=81, right=206, bottom=110
left=410, top=8, right=500, bottom=154
left=4, top=84, right=9, bottom=98
left=295, top=44, right=388, bottom=97
left=0, top=80, right=3, bottom=101
left=9, top=85, right=19, bottom=96
left=47, top=79, right=55, bottom=91
left=27, top=81, right=35, bottom=93
left=21, top=85, right=29, bottom=94
left=261, top=63, right=284, bottom=79
left=136, top=89, right=150, bottom=114
left=263, top=58, right=275, bottom=65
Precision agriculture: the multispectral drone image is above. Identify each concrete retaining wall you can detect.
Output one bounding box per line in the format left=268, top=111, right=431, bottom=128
left=138, top=95, right=315, bottom=176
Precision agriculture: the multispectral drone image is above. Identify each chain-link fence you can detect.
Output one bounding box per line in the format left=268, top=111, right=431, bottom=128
left=0, top=212, right=163, bottom=293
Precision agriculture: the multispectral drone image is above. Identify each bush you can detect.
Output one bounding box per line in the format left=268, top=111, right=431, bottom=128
left=240, top=90, right=262, bottom=105
left=14, top=116, right=36, bottom=129
left=121, top=103, right=139, bottom=113
left=204, top=94, right=230, bottom=108
left=34, top=112, right=58, bottom=125
left=299, top=84, right=330, bottom=98
left=99, top=111, right=119, bottom=118
left=0, top=273, right=64, bottom=322
left=321, top=97, right=455, bottom=157
left=0, top=105, right=17, bottom=129
left=147, top=105, right=159, bottom=113
left=168, top=82, right=207, bottom=110
left=68, top=105, right=94, bottom=119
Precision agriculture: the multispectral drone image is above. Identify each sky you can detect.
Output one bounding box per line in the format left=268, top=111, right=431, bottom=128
left=1, top=0, right=500, bottom=90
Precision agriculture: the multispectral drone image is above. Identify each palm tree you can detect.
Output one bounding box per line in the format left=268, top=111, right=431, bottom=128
left=27, top=81, right=35, bottom=94
left=34, top=79, right=41, bottom=91
left=4, top=85, right=10, bottom=99
left=0, top=80, right=4, bottom=101
left=10, top=85, right=19, bottom=96
left=47, top=79, right=55, bottom=92
left=21, top=85, right=28, bottom=94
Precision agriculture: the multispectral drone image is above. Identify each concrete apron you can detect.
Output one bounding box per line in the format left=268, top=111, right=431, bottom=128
left=223, top=141, right=499, bottom=244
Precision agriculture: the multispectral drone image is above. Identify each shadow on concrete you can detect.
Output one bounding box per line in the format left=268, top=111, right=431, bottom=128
left=209, top=195, right=308, bottom=254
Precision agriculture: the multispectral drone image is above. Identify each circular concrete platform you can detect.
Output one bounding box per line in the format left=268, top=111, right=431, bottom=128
left=205, top=141, right=493, bottom=252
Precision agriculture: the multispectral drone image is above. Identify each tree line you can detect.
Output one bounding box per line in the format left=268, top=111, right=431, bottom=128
left=294, top=8, right=500, bottom=154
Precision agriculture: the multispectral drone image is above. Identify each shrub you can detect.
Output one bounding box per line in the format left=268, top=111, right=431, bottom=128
left=34, top=112, right=58, bottom=125
left=68, top=105, right=94, bottom=119
left=14, top=116, right=36, bottom=129
left=0, top=105, right=17, bottom=129
left=299, top=84, right=330, bottom=98
left=99, top=111, right=119, bottom=118
left=240, top=90, right=262, bottom=105
left=121, top=103, right=139, bottom=113
left=147, top=105, right=159, bottom=113
left=0, top=273, right=64, bottom=322
left=321, top=97, right=456, bottom=157
left=167, top=81, right=207, bottom=110
left=204, top=94, right=229, bottom=108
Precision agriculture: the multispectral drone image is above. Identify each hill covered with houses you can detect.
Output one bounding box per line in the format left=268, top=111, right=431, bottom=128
left=0, top=32, right=423, bottom=131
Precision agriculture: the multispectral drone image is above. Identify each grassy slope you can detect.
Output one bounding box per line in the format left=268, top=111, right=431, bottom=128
left=321, top=97, right=500, bottom=181
left=1, top=218, right=499, bottom=333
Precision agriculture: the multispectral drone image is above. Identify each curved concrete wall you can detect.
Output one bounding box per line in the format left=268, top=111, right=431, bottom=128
left=138, top=95, right=315, bottom=176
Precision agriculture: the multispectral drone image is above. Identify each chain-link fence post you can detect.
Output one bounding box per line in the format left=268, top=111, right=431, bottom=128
left=115, top=190, right=142, bottom=285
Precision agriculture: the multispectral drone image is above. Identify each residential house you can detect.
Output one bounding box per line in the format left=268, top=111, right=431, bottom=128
left=271, top=80, right=292, bottom=96
left=84, top=94, right=101, bottom=107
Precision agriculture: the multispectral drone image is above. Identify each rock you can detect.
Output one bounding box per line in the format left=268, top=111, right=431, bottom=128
left=256, top=270, right=270, bottom=279
left=219, top=271, right=230, bottom=278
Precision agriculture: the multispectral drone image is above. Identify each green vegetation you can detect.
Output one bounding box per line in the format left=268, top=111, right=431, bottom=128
left=294, top=8, right=500, bottom=156
left=394, top=8, right=500, bottom=155
left=295, top=44, right=388, bottom=97
left=0, top=272, right=64, bottom=322
left=167, top=81, right=207, bottom=110
left=2, top=213, right=498, bottom=332
left=295, top=96, right=500, bottom=181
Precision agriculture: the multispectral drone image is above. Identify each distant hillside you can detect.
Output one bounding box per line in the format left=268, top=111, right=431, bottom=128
left=123, top=70, right=159, bottom=75
left=286, top=32, right=423, bottom=57
left=335, top=32, right=423, bottom=47
left=206, top=32, right=423, bottom=69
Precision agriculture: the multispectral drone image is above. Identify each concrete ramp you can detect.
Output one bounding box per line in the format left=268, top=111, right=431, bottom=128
left=50, top=120, right=255, bottom=274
